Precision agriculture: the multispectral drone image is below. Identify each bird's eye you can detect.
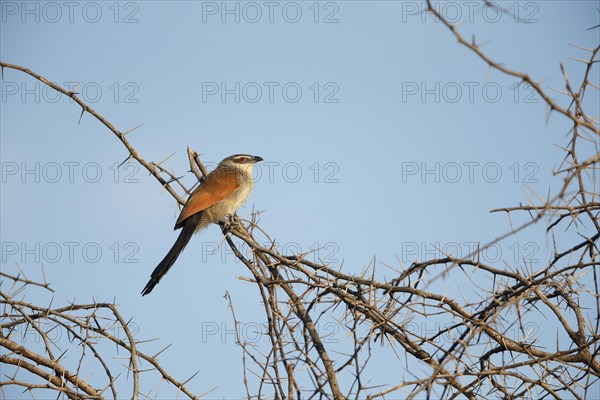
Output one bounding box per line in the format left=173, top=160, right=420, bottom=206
left=237, top=157, right=248, bottom=163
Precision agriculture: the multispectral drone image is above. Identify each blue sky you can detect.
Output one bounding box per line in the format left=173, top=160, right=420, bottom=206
left=1, top=1, right=599, bottom=398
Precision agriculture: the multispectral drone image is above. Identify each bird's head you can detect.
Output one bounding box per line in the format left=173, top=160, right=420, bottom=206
left=220, top=154, right=263, bottom=167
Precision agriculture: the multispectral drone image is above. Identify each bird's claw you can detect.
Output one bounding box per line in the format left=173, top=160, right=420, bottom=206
left=221, top=214, right=241, bottom=233
left=229, top=215, right=242, bottom=226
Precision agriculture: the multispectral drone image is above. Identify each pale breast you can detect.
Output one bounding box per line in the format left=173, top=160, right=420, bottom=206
left=225, top=179, right=253, bottom=214
left=204, top=169, right=254, bottom=223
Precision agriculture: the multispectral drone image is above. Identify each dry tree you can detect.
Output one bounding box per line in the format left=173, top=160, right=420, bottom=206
left=0, top=269, right=206, bottom=399
left=1, top=2, right=598, bottom=399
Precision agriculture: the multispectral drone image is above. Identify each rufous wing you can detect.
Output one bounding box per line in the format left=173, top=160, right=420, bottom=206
left=174, top=170, right=239, bottom=229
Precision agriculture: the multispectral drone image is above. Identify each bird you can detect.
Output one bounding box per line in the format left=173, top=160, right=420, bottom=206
left=141, top=154, right=263, bottom=296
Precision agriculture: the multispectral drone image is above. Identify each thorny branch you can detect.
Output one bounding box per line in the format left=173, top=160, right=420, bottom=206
left=0, top=279, right=204, bottom=399
left=1, top=2, right=599, bottom=398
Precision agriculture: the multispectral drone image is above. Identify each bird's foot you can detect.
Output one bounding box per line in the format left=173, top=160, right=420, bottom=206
left=221, top=214, right=241, bottom=233
left=229, top=214, right=242, bottom=226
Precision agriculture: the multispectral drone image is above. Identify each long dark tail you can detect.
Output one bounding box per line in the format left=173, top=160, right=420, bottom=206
left=141, top=215, right=200, bottom=296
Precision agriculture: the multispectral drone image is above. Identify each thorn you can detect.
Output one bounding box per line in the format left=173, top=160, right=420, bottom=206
left=123, top=123, right=145, bottom=136
left=569, top=57, right=590, bottom=64
left=152, top=343, right=173, bottom=359
left=569, top=43, right=595, bottom=52
left=118, top=155, right=133, bottom=168
left=182, top=370, right=200, bottom=385
left=165, top=175, right=185, bottom=185
left=545, top=104, right=554, bottom=126
left=156, top=152, right=176, bottom=167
